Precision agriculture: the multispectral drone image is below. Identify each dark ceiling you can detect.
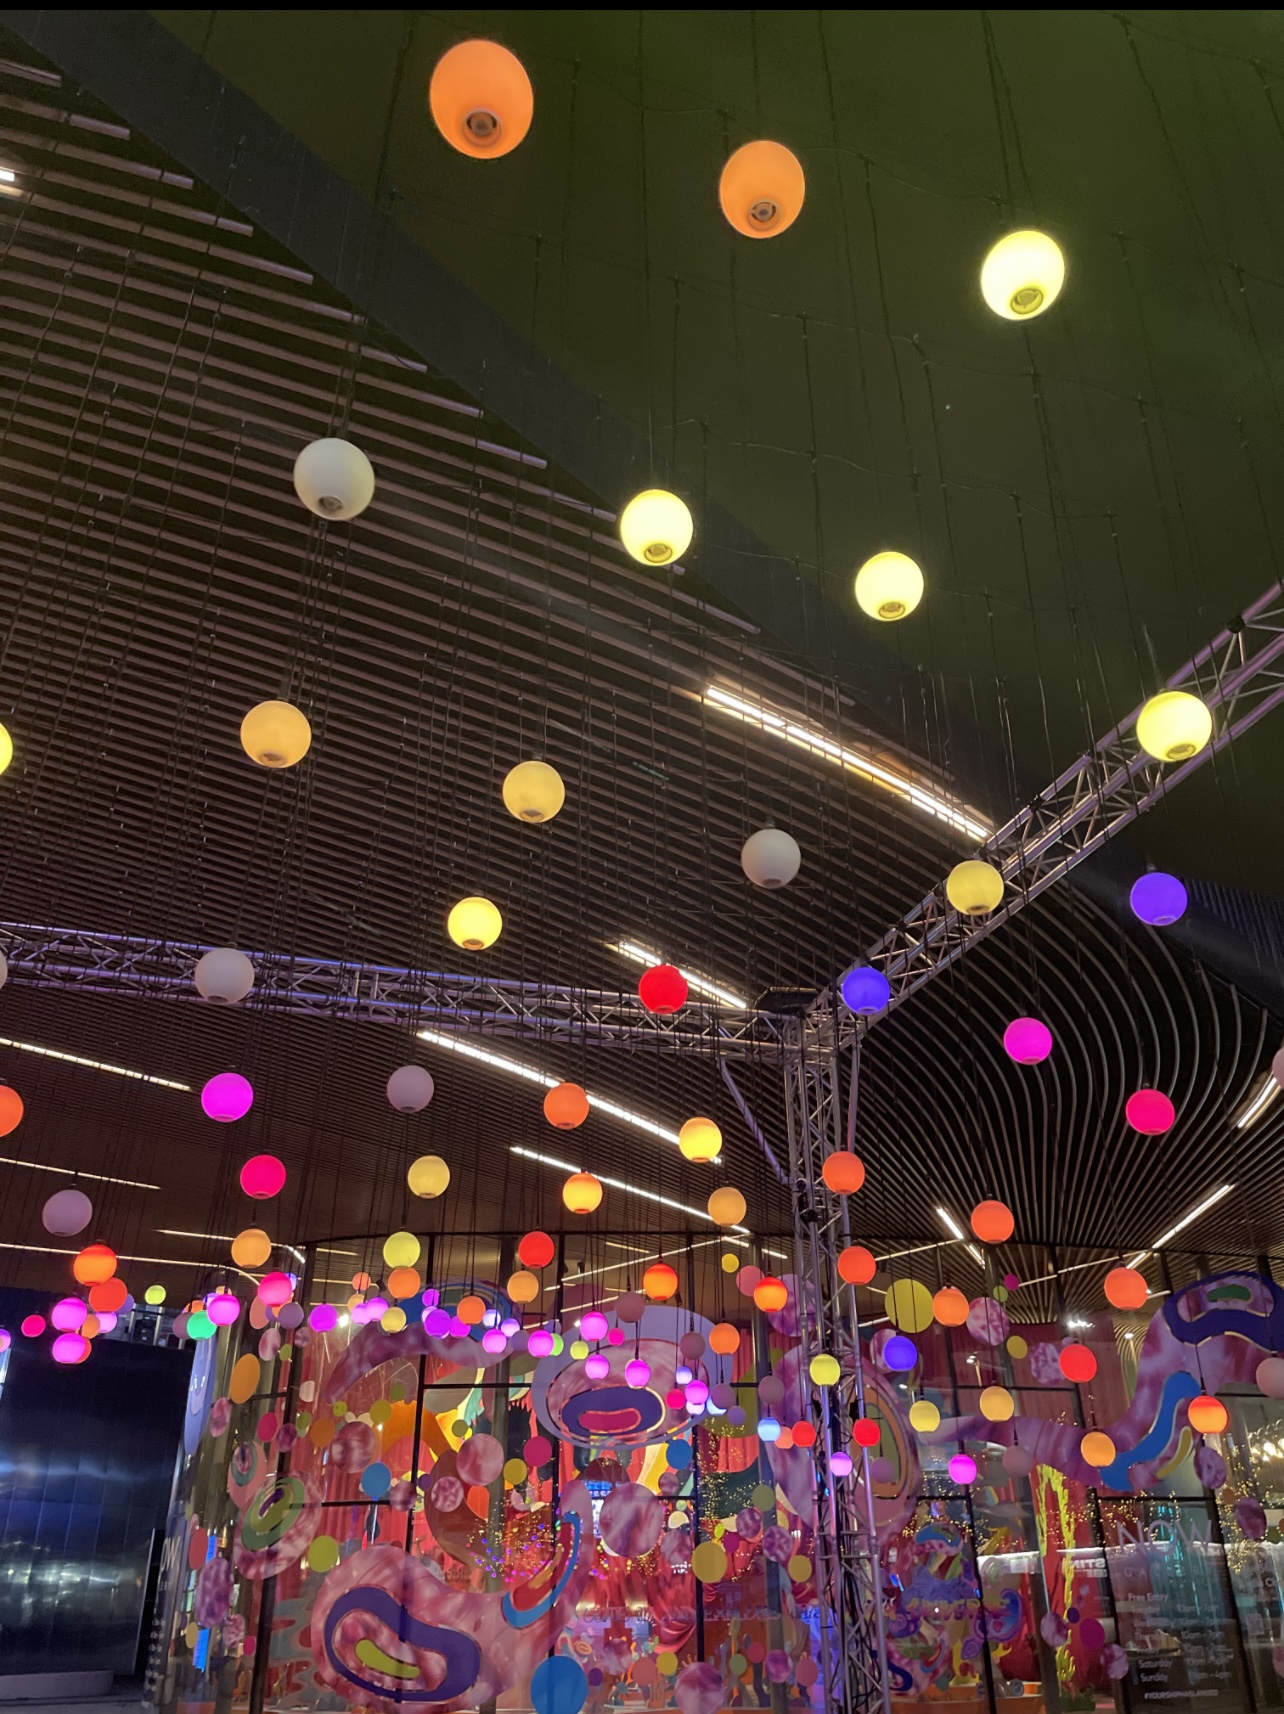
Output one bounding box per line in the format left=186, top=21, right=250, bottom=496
left=0, top=13, right=1278, bottom=1308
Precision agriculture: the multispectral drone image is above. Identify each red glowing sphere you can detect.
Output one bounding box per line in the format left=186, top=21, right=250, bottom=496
left=1058, top=1342, right=1097, bottom=1383
left=517, top=1230, right=555, bottom=1269
left=638, top=964, right=689, bottom=1015
left=1125, top=1089, right=1175, bottom=1135
left=852, top=1416, right=881, bottom=1448
left=20, top=1314, right=45, bottom=1338
left=970, top=1199, right=1015, bottom=1244
left=791, top=1421, right=817, bottom=1448
left=240, top=1154, right=286, bottom=1199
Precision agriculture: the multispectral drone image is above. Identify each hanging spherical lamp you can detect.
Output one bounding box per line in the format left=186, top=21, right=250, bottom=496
left=854, top=551, right=924, bottom=622
left=638, top=964, right=689, bottom=1014
left=708, top=1185, right=746, bottom=1227
left=1135, top=690, right=1212, bottom=763
left=52, top=1332, right=89, bottom=1366
left=909, top=1399, right=941, bottom=1433
left=678, top=1116, right=722, bottom=1163
left=51, top=1297, right=87, bottom=1332
left=201, top=1071, right=253, bottom=1123
left=73, top=1243, right=117, bottom=1286
left=407, top=1154, right=450, bottom=1198
left=518, top=1230, right=555, bottom=1269
left=1256, top=1357, right=1284, bottom=1398
left=89, top=1277, right=127, bottom=1313
left=718, top=139, right=805, bottom=239
left=42, top=1187, right=92, bottom=1237
left=383, top=1231, right=421, bottom=1269
left=1059, top=1343, right=1097, bottom=1383
left=239, top=1154, right=286, bottom=1199
left=980, top=1385, right=1015, bottom=1422
left=501, top=759, right=565, bottom=823
left=0, top=722, right=12, bottom=776
left=1125, top=1089, right=1174, bottom=1135
left=232, top=1228, right=272, bottom=1269
left=194, top=947, right=255, bottom=1004
left=1104, top=1266, right=1148, bottom=1311
left=543, top=1082, right=589, bottom=1129
left=709, top=1321, right=740, bottom=1355
left=618, top=489, right=693, bottom=567
left=563, top=1171, right=603, bottom=1215
left=1003, top=1018, right=1052, bottom=1064
left=970, top=1200, right=1015, bottom=1244
left=258, top=1272, right=293, bottom=1308
left=387, top=1267, right=421, bottom=1300
left=809, top=1353, right=841, bottom=1387
left=447, top=895, right=502, bottom=950
left=1188, top=1394, right=1228, bottom=1435
left=240, top=700, right=312, bottom=769
left=740, top=827, right=801, bottom=889
left=643, top=1261, right=678, bottom=1301
left=625, top=1356, right=651, bottom=1388
left=840, top=965, right=891, bottom=1015
left=429, top=39, right=533, bottom=159
left=821, top=1150, right=865, bottom=1195
left=838, top=1244, right=877, bottom=1285
left=507, top=1269, right=539, bottom=1304
left=387, top=1065, right=435, bottom=1113
left=753, top=1276, right=788, bottom=1313
left=949, top=1451, right=978, bottom=1484
left=207, top=1292, right=241, bottom=1327
left=1129, top=872, right=1188, bottom=926
left=0, top=1086, right=21, bottom=1138
left=946, top=859, right=1004, bottom=916
left=1080, top=1430, right=1116, bottom=1469
left=293, top=437, right=375, bottom=519
left=932, top=1286, right=970, bottom=1327
left=980, top=230, right=1066, bottom=320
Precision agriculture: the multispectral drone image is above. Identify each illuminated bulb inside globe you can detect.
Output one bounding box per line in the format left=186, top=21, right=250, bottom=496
left=945, top=859, right=1005, bottom=916
left=584, top=1352, right=610, bottom=1380
left=194, top=947, right=255, bottom=1004
left=619, top=489, right=693, bottom=567
left=447, top=895, right=502, bottom=950
left=293, top=437, right=375, bottom=519
left=855, top=551, right=924, bottom=622
left=740, top=826, right=801, bottom=889
left=1135, top=690, right=1213, bottom=764
left=502, top=759, right=565, bottom=823
left=0, top=722, right=12, bottom=776
left=240, top=700, right=311, bottom=769
left=980, top=230, right=1066, bottom=321
left=675, top=1365, right=693, bottom=1386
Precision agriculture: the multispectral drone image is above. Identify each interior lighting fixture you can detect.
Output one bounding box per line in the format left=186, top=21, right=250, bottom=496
left=159, top=1229, right=233, bottom=1242
left=935, top=1206, right=984, bottom=1267
left=980, top=230, right=1066, bottom=320
left=1126, top=1183, right=1234, bottom=1269
left=0, top=1153, right=158, bottom=1189
left=1135, top=690, right=1213, bottom=764
left=854, top=552, right=924, bottom=623
left=0, top=170, right=14, bottom=183
left=1235, top=1075, right=1280, bottom=1132
left=619, top=489, right=693, bottom=567
left=0, top=1035, right=189, bottom=1090
left=511, top=1145, right=748, bottom=1233
left=718, top=139, right=805, bottom=239
left=418, top=1029, right=680, bottom=1146
left=704, top=685, right=989, bottom=842
left=429, top=39, right=533, bottom=160
left=610, top=941, right=747, bottom=1011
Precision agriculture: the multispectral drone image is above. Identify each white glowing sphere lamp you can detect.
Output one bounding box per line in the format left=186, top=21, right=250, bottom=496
left=387, top=1065, right=435, bottom=1113
left=741, top=827, right=801, bottom=890
left=293, top=437, right=375, bottom=521
left=194, top=947, right=255, bottom=1004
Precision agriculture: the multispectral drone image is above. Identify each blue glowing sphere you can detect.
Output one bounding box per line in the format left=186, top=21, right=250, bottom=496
left=883, top=1334, right=918, bottom=1372
left=841, top=965, right=891, bottom=1015
left=757, top=1415, right=782, bottom=1442
left=1129, top=871, right=1187, bottom=927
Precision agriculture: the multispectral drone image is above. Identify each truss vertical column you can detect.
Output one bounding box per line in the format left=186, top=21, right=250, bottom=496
left=781, top=1024, right=891, bottom=1714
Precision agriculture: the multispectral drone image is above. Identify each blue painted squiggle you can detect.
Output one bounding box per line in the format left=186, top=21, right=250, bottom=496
left=1099, top=1370, right=1199, bottom=1489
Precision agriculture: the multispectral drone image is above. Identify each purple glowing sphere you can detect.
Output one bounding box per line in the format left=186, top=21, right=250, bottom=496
left=584, top=1352, right=610, bottom=1379
left=52, top=1331, right=88, bottom=1364
left=308, top=1303, right=337, bottom=1331
left=949, top=1452, right=978, bottom=1484
left=201, top=1071, right=253, bottom=1123
left=840, top=965, right=891, bottom=1016
left=580, top=1310, right=608, bottom=1341
left=1130, top=871, right=1188, bottom=927
left=527, top=1328, right=554, bottom=1358
left=830, top=1450, right=854, bottom=1476
left=423, top=1307, right=451, bottom=1337
left=883, top=1334, right=918, bottom=1372
left=625, top=1357, right=651, bottom=1388
left=206, top=1292, right=241, bottom=1326
left=1002, top=1017, right=1053, bottom=1065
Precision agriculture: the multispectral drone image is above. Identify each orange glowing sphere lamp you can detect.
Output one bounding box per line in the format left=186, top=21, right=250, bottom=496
left=932, top=1286, right=970, bottom=1327
left=429, top=40, right=533, bottom=160
left=1188, top=1394, right=1229, bottom=1435
left=970, top=1199, right=1015, bottom=1244
left=753, top=1276, right=789, bottom=1314
left=1104, top=1266, right=1148, bottom=1311
left=718, top=140, right=805, bottom=239
left=821, top=1150, right=866, bottom=1195
left=73, top=1243, right=118, bottom=1286
left=837, top=1245, right=877, bottom=1286
left=643, top=1262, right=679, bottom=1301
left=544, top=1082, right=590, bottom=1129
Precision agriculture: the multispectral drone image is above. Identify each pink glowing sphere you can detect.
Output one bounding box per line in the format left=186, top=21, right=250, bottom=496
left=482, top=1329, right=507, bottom=1354
left=201, top=1071, right=253, bottom=1123
left=308, top=1304, right=337, bottom=1331
left=685, top=1378, right=710, bottom=1405
left=448, top=1314, right=468, bottom=1337
left=580, top=1310, right=608, bottom=1341
left=52, top=1332, right=88, bottom=1364
left=94, top=1310, right=118, bottom=1333
left=21, top=1314, right=45, bottom=1338
left=350, top=1303, right=371, bottom=1326
left=625, top=1357, right=651, bottom=1388
left=584, top=1352, right=610, bottom=1379
left=527, top=1328, right=554, bottom=1357
left=831, top=1450, right=853, bottom=1476
left=239, top=1153, right=285, bottom=1198
left=0, top=1329, right=9, bottom=1353
left=366, top=1296, right=388, bottom=1319
left=665, top=1387, right=685, bottom=1409
left=1003, top=1018, right=1052, bottom=1065
left=257, top=1272, right=293, bottom=1308
left=51, top=1297, right=88, bottom=1332
left=1126, top=1089, right=1175, bottom=1134
left=949, top=1453, right=978, bottom=1484
left=207, top=1292, right=241, bottom=1326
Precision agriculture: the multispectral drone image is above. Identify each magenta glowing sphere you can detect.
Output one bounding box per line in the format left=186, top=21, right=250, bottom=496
left=366, top=1296, right=388, bottom=1319
left=52, top=1332, right=88, bottom=1364
left=51, top=1296, right=88, bottom=1332
left=580, top=1310, right=608, bottom=1341
left=607, top=1326, right=625, bottom=1346
left=1130, top=871, right=1188, bottom=927
left=448, top=1314, right=468, bottom=1337
left=500, top=1317, right=520, bottom=1337
left=1126, top=1089, right=1175, bottom=1135
left=527, top=1328, right=554, bottom=1358
left=350, top=1303, right=371, bottom=1326
left=207, top=1292, right=240, bottom=1326
left=95, top=1310, right=118, bottom=1334
left=685, top=1379, right=710, bottom=1406
left=257, top=1272, right=293, bottom=1308
left=1003, top=1018, right=1052, bottom=1065
left=201, top=1071, right=253, bottom=1123
left=422, top=1287, right=440, bottom=1308
left=0, top=1329, right=9, bottom=1353
left=308, top=1304, right=337, bottom=1331
left=423, top=1308, right=451, bottom=1337
left=239, top=1153, right=285, bottom=1198
left=949, top=1453, right=978, bottom=1484
left=482, top=1329, right=507, bottom=1354
left=830, top=1450, right=853, bottom=1476
left=584, top=1352, right=610, bottom=1380
left=625, top=1357, right=651, bottom=1388
left=21, top=1314, right=45, bottom=1338
left=665, top=1386, right=685, bottom=1410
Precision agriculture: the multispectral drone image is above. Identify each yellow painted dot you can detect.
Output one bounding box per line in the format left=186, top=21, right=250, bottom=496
left=691, top=1539, right=728, bottom=1582
left=333, top=1401, right=348, bottom=1417
left=308, top=1534, right=339, bottom=1573
left=1007, top=1334, right=1029, bottom=1360
left=656, top=1652, right=679, bottom=1677
left=503, top=1457, right=527, bottom=1486
left=183, top=1622, right=198, bottom=1651
left=884, top=1278, right=934, bottom=1334
left=751, top=1482, right=776, bottom=1512
left=450, top=1419, right=469, bottom=1439
left=787, top=1553, right=812, bottom=1581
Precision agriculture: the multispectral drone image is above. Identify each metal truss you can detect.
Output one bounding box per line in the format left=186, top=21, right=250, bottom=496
left=0, top=923, right=780, bottom=1057
left=820, top=576, right=1284, bottom=1045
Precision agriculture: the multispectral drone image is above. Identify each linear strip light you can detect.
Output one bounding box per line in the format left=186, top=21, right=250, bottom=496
left=0, top=1153, right=159, bottom=1189
left=418, top=1029, right=680, bottom=1146
left=609, top=941, right=748, bottom=1012
left=1235, top=1074, right=1281, bottom=1131
left=704, top=685, right=991, bottom=843
left=511, top=1144, right=748, bottom=1233
left=1126, top=1183, right=1235, bottom=1269
left=0, top=1034, right=190, bottom=1090
left=0, top=1239, right=206, bottom=1267
left=936, top=1206, right=985, bottom=1267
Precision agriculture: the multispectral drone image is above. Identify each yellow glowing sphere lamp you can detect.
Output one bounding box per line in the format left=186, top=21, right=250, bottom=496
left=380, top=1306, right=408, bottom=1333
left=447, top=895, right=502, bottom=950
left=232, top=1227, right=272, bottom=1270
left=501, top=759, right=565, bottom=824
left=507, top=1269, right=540, bottom=1304
left=979, top=1384, right=1015, bottom=1423
left=855, top=551, right=924, bottom=623
left=383, top=1230, right=421, bottom=1270
left=679, top=1116, right=723, bottom=1164
left=240, top=699, right=312, bottom=769
left=619, top=488, right=693, bottom=568
left=721, top=1252, right=740, bottom=1274
left=809, top=1352, right=841, bottom=1387
left=708, top=1185, right=747, bottom=1228
left=563, top=1170, right=603, bottom=1215
left=0, top=723, right=13, bottom=776
left=1135, top=690, right=1213, bottom=764
left=144, top=1283, right=166, bottom=1306
left=1081, top=1429, right=1116, bottom=1469
left=946, top=858, right=1005, bottom=917
left=570, top=1337, right=589, bottom=1360
left=908, top=1398, right=941, bottom=1434
left=407, top=1154, right=450, bottom=1199
left=980, top=229, right=1066, bottom=321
